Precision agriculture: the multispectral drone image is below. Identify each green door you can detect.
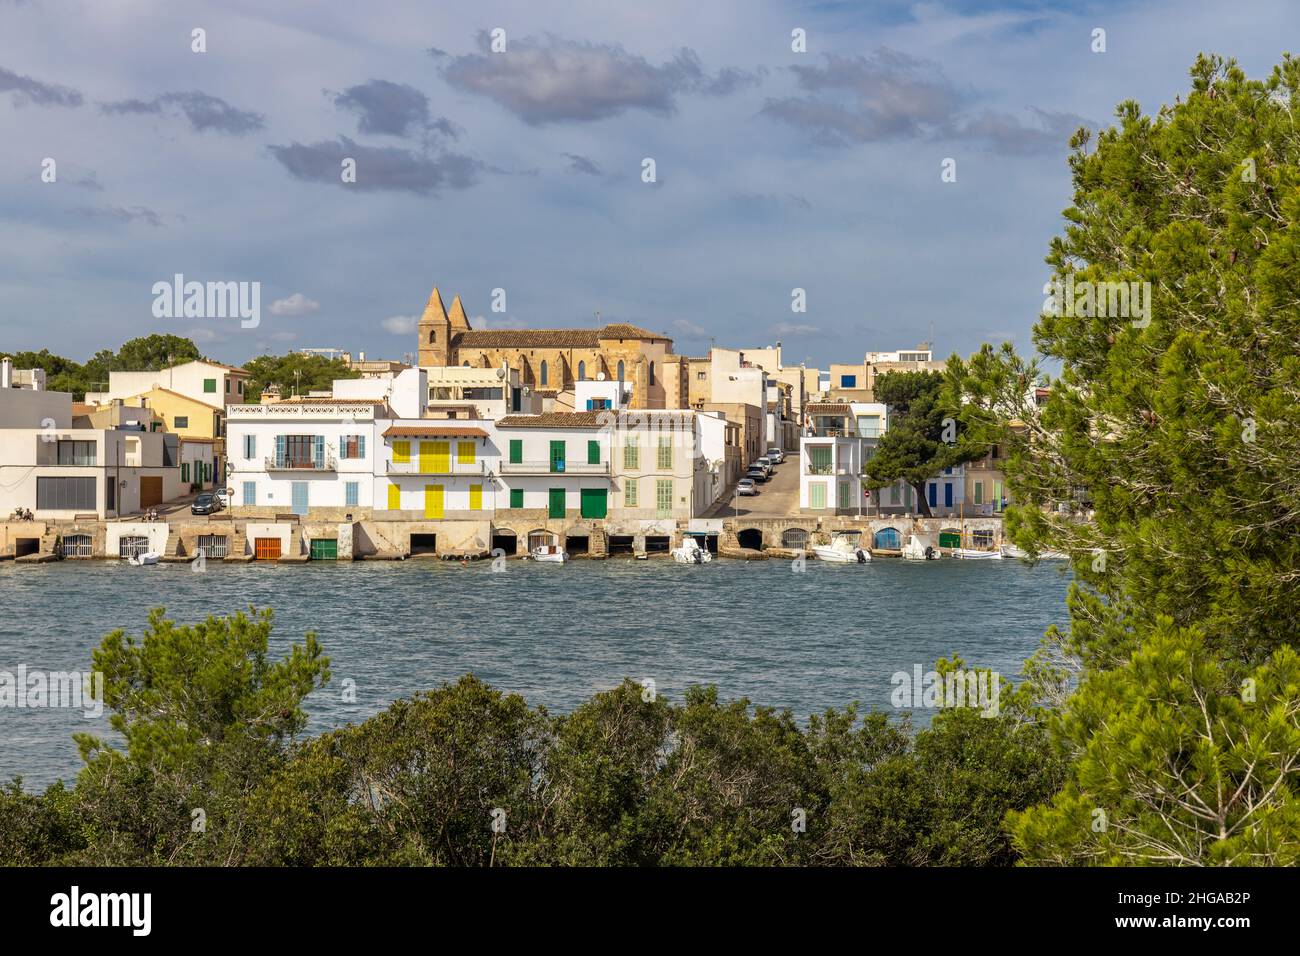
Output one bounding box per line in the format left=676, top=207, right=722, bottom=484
left=579, top=488, right=607, bottom=519
left=939, top=531, right=962, bottom=548
left=309, top=539, right=337, bottom=560
left=550, top=440, right=566, bottom=472
left=548, top=488, right=566, bottom=519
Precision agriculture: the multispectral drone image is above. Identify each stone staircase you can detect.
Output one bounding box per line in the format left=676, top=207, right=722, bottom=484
left=589, top=525, right=608, bottom=557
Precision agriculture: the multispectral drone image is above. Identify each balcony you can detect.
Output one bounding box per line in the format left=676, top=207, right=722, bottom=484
left=386, top=459, right=486, bottom=476
left=500, top=460, right=609, bottom=475
left=264, top=454, right=336, bottom=472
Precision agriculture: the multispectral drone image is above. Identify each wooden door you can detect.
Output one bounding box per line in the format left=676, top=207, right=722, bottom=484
left=140, top=476, right=163, bottom=508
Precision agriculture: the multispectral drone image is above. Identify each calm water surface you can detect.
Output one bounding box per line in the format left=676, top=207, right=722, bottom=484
left=0, top=557, right=1072, bottom=789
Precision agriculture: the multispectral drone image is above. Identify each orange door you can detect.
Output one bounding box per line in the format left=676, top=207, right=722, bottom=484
left=140, top=476, right=163, bottom=508
left=254, top=537, right=282, bottom=560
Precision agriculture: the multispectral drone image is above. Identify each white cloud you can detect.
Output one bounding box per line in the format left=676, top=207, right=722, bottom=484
left=671, top=319, right=710, bottom=338
left=269, top=293, right=320, bottom=316
left=381, top=314, right=419, bottom=335
left=771, top=323, right=819, bottom=335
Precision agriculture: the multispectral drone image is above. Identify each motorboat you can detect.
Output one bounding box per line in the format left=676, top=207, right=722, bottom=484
left=671, top=537, right=712, bottom=564
left=952, top=548, right=1003, bottom=560
left=813, top=533, right=870, bottom=563
left=528, top=545, right=569, bottom=563
left=1001, top=544, right=1068, bottom=560
left=901, top=535, right=941, bottom=560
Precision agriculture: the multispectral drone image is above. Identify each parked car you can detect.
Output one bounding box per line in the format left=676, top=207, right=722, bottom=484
left=755, top=456, right=775, bottom=473
left=765, top=448, right=786, bottom=463
left=746, top=466, right=768, bottom=483
left=215, top=487, right=232, bottom=508
left=737, top=478, right=758, bottom=496
left=191, top=492, right=222, bottom=515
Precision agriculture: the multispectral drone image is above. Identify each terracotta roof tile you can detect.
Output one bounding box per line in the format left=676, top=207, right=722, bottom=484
left=453, top=323, right=669, bottom=349
left=496, top=412, right=608, bottom=429
left=383, top=425, right=488, bottom=438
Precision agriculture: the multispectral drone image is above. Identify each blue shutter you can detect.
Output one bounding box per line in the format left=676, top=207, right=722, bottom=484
left=944, top=482, right=953, bottom=508
left=275, top=435, right=286, bottom=467
left=358, top=435, right=366, bottom=459
left=928, top=483, right=936, bottom=507
left=314, top=435, right=324, bottom=468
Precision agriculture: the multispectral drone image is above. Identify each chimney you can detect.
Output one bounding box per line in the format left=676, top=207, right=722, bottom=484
left=358, top=351, right=366, bottom=362
left=0, top=358, right=12, bottom=388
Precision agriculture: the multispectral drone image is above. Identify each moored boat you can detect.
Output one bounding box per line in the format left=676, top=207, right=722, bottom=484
left=528, top=545, right=569, bottom=563
left=671, top=537, right=712, bottom=564
left=902, top=535, right=941, bottom=560
left=813, top=532, right=870, bottom=563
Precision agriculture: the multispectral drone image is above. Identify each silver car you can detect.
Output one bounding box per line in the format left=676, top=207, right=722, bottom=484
left=737, top=478, right=758, bottom=496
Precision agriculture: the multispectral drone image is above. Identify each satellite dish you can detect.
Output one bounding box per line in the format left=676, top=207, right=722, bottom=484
left=596, top=372, right=606, bottom=381
left=495, top=368, right=506, bottom=380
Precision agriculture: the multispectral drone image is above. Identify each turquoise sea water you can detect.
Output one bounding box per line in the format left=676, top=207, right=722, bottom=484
left=0, top=557, right=1072, bottom=789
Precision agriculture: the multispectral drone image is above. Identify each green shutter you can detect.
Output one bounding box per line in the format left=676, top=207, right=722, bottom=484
left=550, top=441, right=566, bottom=473
left=655, top=479, right=672, bottom=517
left=548, top=488, right=566, bottom=519
left=509, top=439, right=522, bottom=464
left=588, top=440, right=600, bottom=464
left=510, top=489, right=523, bottom=509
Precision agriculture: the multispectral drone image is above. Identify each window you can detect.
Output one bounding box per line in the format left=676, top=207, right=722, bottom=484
left=38, top=476, right=95, bottom=511
left=509, top=439, right=522, bottom=464
left=428, top=330, right=436, bottom=343
left=649, top=361, right=655, bottom=386
left=242, top=481, right=256, bottom=505
left=243, top=434, right=256, bottom=459
left=174, top=416, right=189, bottom=429
left=808, top=446, right=831, bottom=474
left=237, top=381, right=244, bottom=395
left=457, top=441, right=475, bottom=465
left=974, top=481, right=984, bottom=505
left=624, top=479, right=638, bottom=508
left=469, top=484, right=483, bottom=510
left=510, top=488, right=524, bottom=509
left=697, top=371, right=705, bottom=380
left=657, top=436, right=672, bottom=470
left=393, top=440, right=411, bottom=464
left=624, top=437, right=639, bottom=469
left=840, top=374, right=857, bottom=388
left=994, top=480, right=1004, bottom=512
left=388, top=484, right=400, bottom=510
left=225, top=379, right=230, bottom=393
left=56, top=440, right=95, bottom=466
left=340, top=435, right=366, bottom=459
left=928, top=484, right=937, bottom=508
left=588, top=440, right=600, bottom=465
left=540, top=360, right=548, bottom=386
left=276, top=435, right=320, bottom=468
left=203, top=378, right=216, bottom=393
left=655, top=479, right=672, bottom=517
left=838, top=482, right=851, bottom=510
left=549, top=440, right=566, bottom=473
left=181, top=462, right=190, bottom=483
left=578, top=360, right=586, bottom=381
left=617, top=360, right=624, bottom=382
left=810, top=482, right=826, bottom=509
left=345, top=482, right=359, bottom=507
left=106, top=482, right=114, bottom=512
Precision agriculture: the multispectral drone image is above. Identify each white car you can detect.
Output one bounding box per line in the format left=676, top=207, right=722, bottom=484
left=737, top=478, right=758, bottom=496
left=765, top=448, right=786, bottom=463
left=215, top=487, right=232, bottom=508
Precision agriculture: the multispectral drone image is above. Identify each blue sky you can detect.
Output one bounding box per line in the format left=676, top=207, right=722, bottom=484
left=1, top=0, right=1294, bottom=368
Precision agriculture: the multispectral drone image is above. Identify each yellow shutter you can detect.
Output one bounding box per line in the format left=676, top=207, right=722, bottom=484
left=393, top=440, right=410, bottom=464
left=388, top=484, right=401, bottom=510
left=469, top=484, right=482, bottom=510
left=424, top=484, right=444, bottom=519
left=457, top=441, right=476, bottom=465
left=431, top=441, right=450, bottom=472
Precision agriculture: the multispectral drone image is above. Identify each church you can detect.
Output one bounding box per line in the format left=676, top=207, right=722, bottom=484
left=415, top=285, right=677, bottom=409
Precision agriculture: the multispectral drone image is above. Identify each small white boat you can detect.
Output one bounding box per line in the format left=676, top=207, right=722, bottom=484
left=128, top=551, right=161, bottom=566
left=1001, top=544, right=1068, bottom=560
left=952, top=548, right=1002, bottom=560
left=528, top=545, right=569, bottom=563
left=671, top=537, right=712, bottom=564
left=902, top=535, right=941, bottom=560
left=813, top=533, right=870, bottom=563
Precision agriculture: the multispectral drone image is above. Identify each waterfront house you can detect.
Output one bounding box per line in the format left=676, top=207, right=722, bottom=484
left=0, top=386, right=181, bottom=519
left=799, top=401, right=887, bottom=514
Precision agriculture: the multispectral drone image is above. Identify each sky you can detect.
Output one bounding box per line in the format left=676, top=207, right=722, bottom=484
left=1, top=0, right=1295, bottom=369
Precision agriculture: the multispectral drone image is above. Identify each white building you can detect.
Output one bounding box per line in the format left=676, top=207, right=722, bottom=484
left=86, top=359, right=251, bottom=407
left=225, top=399, right=382, bottom=518
left=799, top=401, right=887, bottom=514
left=0, top=387, right=181, bottom=518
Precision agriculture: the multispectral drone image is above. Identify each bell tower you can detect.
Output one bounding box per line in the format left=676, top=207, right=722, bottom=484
left=417, top=285, right=452, bottom=367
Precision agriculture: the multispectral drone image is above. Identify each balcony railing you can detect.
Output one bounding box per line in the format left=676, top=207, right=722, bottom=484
left=264, top=454, right=336, bottom=472
left=500, top=460, right=609, bottom=475
left=386, top=459, right=486, bottom=476
left=806, top=462, right=834, bottom=475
